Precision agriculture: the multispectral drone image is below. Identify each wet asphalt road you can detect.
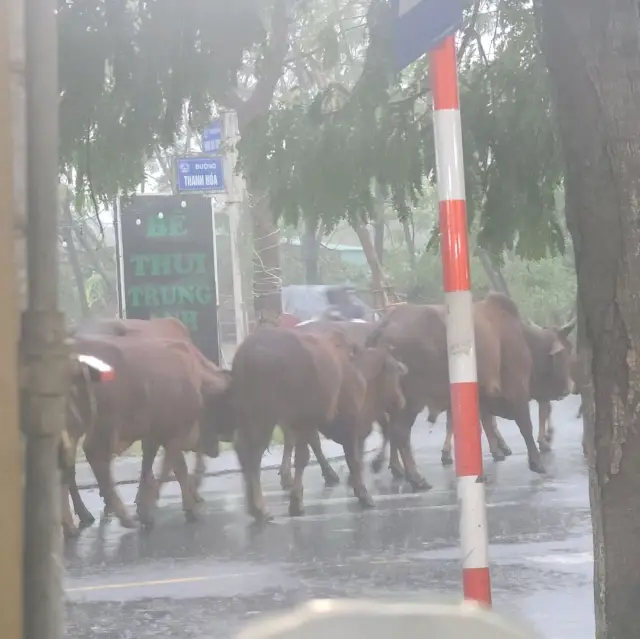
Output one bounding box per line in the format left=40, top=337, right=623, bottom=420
left=65, top=395, right=592, bottom=639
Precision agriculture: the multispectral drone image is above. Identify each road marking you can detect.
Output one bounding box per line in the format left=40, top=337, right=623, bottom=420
left=67, top=571, right=262, bottom=593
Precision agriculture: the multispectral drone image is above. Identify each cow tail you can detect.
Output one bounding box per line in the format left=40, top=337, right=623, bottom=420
left=80, top=361, right=98, bottom=438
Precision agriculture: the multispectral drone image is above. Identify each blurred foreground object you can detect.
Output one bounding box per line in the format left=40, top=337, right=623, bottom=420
left=235, top=598, right=539, bottom=639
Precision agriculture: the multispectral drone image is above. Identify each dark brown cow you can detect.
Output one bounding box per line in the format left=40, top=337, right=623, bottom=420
left=230, top=327, right=406, bottom=521
left=367, top=293, right=575, bottom=488
left=70, top=334, right=229, bottom=529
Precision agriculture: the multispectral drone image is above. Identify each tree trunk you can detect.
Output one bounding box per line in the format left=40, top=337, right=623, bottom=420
left=539, top=2, right=640, bottom=637
left=374, top=183, right=385, bottom=265
left=250, top=185, right=282, bottom=322
left=402, top=218, right=417, bottom=270
left=353, top=224, right=394, bottom=309
left=302, top=218, right=320, bottom=285
left=231, top=0, right=291, bottom=324
left=477, top=248, right=511, bottom=297
left=73, top=217, right=116, bottom=298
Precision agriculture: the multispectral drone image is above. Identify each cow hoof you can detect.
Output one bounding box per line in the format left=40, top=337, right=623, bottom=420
left=184, top=510, right=199, bottom=524
left=63, top=526, right=81, bottom=540
left=288, top=502, right=305, bottom=517
left=492, top=450, right=506, bottom=462
left=139, top=515, right=155, bottom=530
left=323, top=471, right=340, bottom=487
left=256, top=512, right=274, bottom=524
left=390, top=466, right=405, bottom=481
left=499, top=443, right=513, bottom=457
left=78, top=513, right=96, bottom=528
left=529, top=459, right=547, bottom=475
left=357, top=495, right=376, bottom=510
left=441, top=452, right=453, bottom=466
left=409, top=477, right=432, bottom=493
left=119, top=516, right=138, bottom=530
left=370, top=457, right=385, bottom=474
left=538, top=440, right=552, bottom=454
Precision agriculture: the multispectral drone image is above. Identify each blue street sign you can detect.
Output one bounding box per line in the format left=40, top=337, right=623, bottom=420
left=203, top=120, right=223, bottom=153
left=392, top=0, right=464, bottom=72
left=175, top=156, right=225, bottom=193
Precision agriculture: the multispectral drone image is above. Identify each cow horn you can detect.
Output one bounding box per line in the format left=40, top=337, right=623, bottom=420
left=560, top=316, right=577, bottom=336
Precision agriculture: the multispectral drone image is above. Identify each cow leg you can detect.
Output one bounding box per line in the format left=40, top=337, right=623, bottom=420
left=192, top=453, right=206, bottom=491
left=371, top=417, right=389, bottom=474
left=279, top=425, right=294, bottom=491
left=482, top=417, right=509, bottom=461
left=376, top=414, right=405, bottom=479
left=136, top=440, right=161, bottom=528
left=64, top=434, right=96, bottom=528
left=388, top=434, right=405, bottom=480
left=69, top=471, right=95, bottom=528
left=501, top=406, right=546, bottom=474
left=441, top=410, right=454, bottom=466
left=289, top=432, right=311, bottom=517
left=236, top=426, right=272, bottom=522
left=538, top=401, right=553, bottom=453
left=169, top=448, right=200, bottom=523
left=491, top=420, right=513, bottom=457
left=62, top=486, right=80, bottom=540
left=442, top=412, right=508, bottom=466
left=343, top=430, right=374, bottom=509
left=391, top=404, right=430, bottom=491
left=309, top=430, right=340, bottom=487
left=84, top=439, right=137, bottom=529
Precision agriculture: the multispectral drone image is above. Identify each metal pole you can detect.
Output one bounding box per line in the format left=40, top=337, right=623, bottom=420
left=0, top=2, right=24, bottom=637
left=22, top=0, right=66, bottom=636
left=429, top=35, right=491, bottom=606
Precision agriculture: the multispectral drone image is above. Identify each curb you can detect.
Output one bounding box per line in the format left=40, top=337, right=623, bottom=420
left=76, top=445, right=378, bottom=492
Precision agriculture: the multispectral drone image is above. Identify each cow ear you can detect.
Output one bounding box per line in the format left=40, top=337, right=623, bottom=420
left=549, top=339, right=564, bottom=356
left=559, top=316, right=576, bottom=338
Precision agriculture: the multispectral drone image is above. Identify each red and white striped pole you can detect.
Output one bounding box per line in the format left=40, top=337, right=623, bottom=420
left=429, top=35, right=491, bottom=606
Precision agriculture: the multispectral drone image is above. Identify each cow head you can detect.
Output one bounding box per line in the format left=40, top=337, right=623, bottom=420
left=355, top=345, right=408, bottom=415
left=544, top=317, right=576, bottom=399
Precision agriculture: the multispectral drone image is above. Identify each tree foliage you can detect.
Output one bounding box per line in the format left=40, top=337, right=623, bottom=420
left=58, top=0, right=567, bottom=263
left=58, top=0, right=265, bottom=203
left=239, top=0, right=566, bottom=259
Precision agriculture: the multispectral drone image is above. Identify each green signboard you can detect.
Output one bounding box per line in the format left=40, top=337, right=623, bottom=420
left=116, top=194, right=219, bottom=363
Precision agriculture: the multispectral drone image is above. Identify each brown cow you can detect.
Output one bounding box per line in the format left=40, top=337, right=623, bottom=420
left=276, top=320, right=378, bottom=491
left=70, top=334, right=229, bottom=529
left=367, top=294, right=574, bottom=488
left=73, top=318, right=216, bottom=486
left=230, top=327, right=406, bottom=521
left=439, top=316, right=576, bottom=464
left=63, top=317, right=215, bottom=534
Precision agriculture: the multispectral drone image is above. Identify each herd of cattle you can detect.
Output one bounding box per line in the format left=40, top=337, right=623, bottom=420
left=61, top=292, right=583, bottom=538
